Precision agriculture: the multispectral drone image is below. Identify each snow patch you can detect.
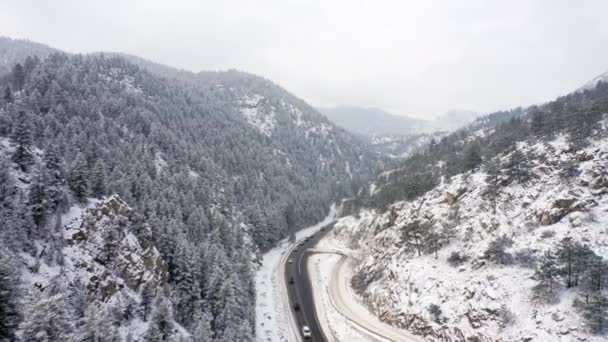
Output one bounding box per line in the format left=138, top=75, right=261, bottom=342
left=239, top=94, right=277, bottom=137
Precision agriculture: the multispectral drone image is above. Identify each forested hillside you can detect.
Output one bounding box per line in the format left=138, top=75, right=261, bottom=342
left=332, top=77, right=608, bottom=340
left=0, top=36, right=57, bottom=75
left=0, top=38, right=383, bottom=341
left=354, top=83, right=607, bottom=210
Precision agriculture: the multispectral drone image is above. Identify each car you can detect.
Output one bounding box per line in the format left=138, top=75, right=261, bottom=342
left=302, top=326, right=312, bottom=338
left=288, top=258, right=293, bottom=264
left=293, top=302, right=300, bottom=311
left=288, top=277, right=295, bottom=284
left=294, top=248, right=299, bottom=252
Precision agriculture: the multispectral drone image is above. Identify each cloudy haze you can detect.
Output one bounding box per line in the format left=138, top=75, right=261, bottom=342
left=2, top=0, right=608, bottom=118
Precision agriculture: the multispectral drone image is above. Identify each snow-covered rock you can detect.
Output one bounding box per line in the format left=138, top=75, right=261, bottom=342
left=331, top=135, right=608, bottom=341
left=19, top=195, right=182, bottom=340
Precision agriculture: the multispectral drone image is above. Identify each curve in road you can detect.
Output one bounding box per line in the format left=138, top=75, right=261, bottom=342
left=284, top=221, right=336, bottom=342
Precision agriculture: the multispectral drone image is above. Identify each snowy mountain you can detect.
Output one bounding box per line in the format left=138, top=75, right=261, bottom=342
left=332, top=79, right=608, bottom=340
left=319, top=106, right=454, bottom=159
left=578, top=70, right=608, bottom=93
left=0, top=38, right=384, bottom=341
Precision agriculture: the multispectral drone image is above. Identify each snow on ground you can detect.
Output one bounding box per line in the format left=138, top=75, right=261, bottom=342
left=330, top=135, right=608, bottom=341
left=255, top=205, right=336, bottom=342
left=308, top=252, right=372, bottom=342
left=305, top=122, right=333, bottom=139
left=17, top=196, right=180, bottom=341
left=281, top=100, right=306, bottom=127
left=239, top=94, right=277, bottom=137
left=309, top=235, right=421, bottom=342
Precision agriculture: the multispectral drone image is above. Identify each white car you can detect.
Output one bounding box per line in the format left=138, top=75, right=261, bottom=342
left=288, top=258, right=293, bottom=264
left=302, top=326, right=312, bottom=338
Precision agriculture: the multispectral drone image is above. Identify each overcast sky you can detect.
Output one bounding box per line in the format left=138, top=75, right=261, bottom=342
left=2, top=0, right=608, bottom=119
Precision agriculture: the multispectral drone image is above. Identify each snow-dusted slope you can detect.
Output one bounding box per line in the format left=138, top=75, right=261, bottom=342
left=331, top=130, right=608, bottom=341
left=17, top=196, right=189, bottom=340
left=578, top=71, right=608, bottom=92
left=239, top=94, right=277, bottom=137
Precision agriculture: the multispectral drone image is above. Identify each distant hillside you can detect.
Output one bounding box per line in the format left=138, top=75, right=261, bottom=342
left=0, top=36, right=58, bottom=74
left=319, top=106, right=429, bottom=136
left=433, top=109, right=479, bottom=131
left=320, top=106, right=480, bottom=137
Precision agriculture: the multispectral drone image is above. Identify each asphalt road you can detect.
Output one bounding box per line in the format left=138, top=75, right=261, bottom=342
left=284, top=221, right=336, bottom=342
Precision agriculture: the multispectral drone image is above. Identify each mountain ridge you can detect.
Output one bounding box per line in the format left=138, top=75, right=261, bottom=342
left=0, top=37, right=384, bottom=341
left=332, top=67, right=608, bottom=340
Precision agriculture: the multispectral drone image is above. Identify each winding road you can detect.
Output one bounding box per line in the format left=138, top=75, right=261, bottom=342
left=284, top=222, right=335, bottom=341
left=282, top=221, right=421, bottom=342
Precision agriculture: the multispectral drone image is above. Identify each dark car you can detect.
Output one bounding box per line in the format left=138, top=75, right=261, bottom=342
left=293, top=302, right=300, bottom=311
left=288, top=277, right=295, bottom=284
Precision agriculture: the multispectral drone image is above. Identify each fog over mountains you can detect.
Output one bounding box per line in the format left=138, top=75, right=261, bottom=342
left=1, top=24, right=608, bottom=341
left=320, top=106, right=479, bottom=136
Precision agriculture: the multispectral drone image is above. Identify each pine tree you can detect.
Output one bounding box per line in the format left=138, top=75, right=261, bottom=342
left=463, top=144, right=482, bottom=172
left=28, top=168, right=47, bottom=230
left=0, top=179, right=29, bottom=251
left=2, top=86, right=11, bottom=104
left=426, top=231, right=441, bottom=259
left=69, top=153, right=89, bottom=203
left=11, top=112, right=34, bottom=172
left=505, top=149, right=530, bottom=184
left=78, top=306, right=121, bottom=342
left=174, top=241, right=201, bottom=326
left=572, top=244, right=594, bottom=287
left=440, top=222, right=458, bottom=244
left=484, top=159, right=501, bottom=214
left=144, top=297, right=175, bottom=342
left=11, top=63, right=25, bottom=91
left=140, top=280, right=156, bottom=322
left=533, top=251, right=561, bottom=302
left=530, top=111, right=544, bottom=136
left=42, top=145, right=65, bottom=213
left=23, top=56, right=38, bottom=75
left=556, top=237, right=577, bottom=288
left=401, top=219, right=434, bottom=257
left=585, top=255, right=607, bottom=293
left=89, top=160, right=106, bottom=198
left=215, top=274, right=241, bottom=337
left=0, top=248, right=21, bottom=342
left=581, top=293, right=608, bottom=334
left=285, top=204, right=296, bottom=233
left=20, top=292, right=74, bottom=342
left=193, top=318, right=213, bottom=341
left=483, top=234, right=514, bottom=264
